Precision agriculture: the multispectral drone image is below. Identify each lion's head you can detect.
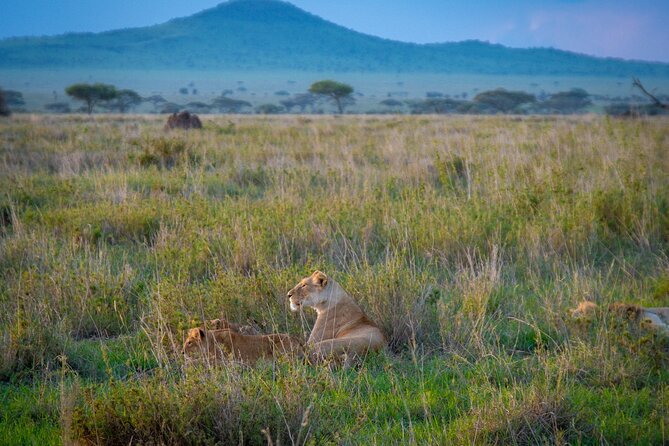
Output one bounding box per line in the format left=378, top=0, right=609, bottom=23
left=182, top=327, right=210, bottom=356
left=287, top=270, right=329, bottom=312
left=569, top=301, right=598, bottom=320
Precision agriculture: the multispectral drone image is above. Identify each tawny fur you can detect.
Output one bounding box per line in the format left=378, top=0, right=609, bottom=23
left=207, top=318, right=259, bottom=335
left=569, top=301, right=598, bottom=319
left=569, top=300, right=669, bottom=333
left=287, top=270, right=386, bottom=361
left=182, top=328, right=304, bottom=363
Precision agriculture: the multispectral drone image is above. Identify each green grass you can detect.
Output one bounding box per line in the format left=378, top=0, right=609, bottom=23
left=1, top=114, right=668, bottom=444
left=0, top=384, right=60, bottom=445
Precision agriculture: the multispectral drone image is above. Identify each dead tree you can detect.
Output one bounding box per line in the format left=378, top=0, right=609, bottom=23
left=632, top=78, right=668, bottom=109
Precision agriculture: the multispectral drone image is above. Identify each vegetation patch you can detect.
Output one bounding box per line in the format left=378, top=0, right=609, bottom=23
left=131, top=137, right=198, bottom=170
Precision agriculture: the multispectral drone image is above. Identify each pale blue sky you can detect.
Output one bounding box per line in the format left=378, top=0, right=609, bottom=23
left=1, top=0, right=668, bottom=62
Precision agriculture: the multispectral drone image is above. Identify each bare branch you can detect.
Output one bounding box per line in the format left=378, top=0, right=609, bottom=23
left=632, top=77, right=668, bottom=109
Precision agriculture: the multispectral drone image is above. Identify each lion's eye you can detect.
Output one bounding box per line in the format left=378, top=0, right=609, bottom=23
left=301, top=283, right=306, bottom=288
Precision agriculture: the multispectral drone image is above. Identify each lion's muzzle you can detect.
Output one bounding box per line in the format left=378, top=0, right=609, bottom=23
left=287, top=290, right=302, bottom=312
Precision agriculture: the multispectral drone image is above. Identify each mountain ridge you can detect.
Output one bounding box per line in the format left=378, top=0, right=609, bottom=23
left=1, top=0, right=668, bottom=76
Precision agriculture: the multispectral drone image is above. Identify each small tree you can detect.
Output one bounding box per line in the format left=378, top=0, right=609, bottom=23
left=474, top=88, right=535, bottom=113
left=405, top=98, right=464, bottom=114
left=2, top=90, right=25, bottom=108
left=184, top=102, right=213, bottom=114
left=65, top=83, right=118, bottom=114
left=256, top=103, right=284, bottom=114
left=539, top=89, right=591, bottom=114
left=211, top=96, right=252, bottom=113
left=380, top=99, right=403, bottom=108
left=108, top=89, right=142, bottom=113
left=160, top=102, right=181, bottom=114
left=280, top=93, right=317, bottom=113
left=309, top=80, right=353, bottom=114
left=145, top=95, right=167, bottom=105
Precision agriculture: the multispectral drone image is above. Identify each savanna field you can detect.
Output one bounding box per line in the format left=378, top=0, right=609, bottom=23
left=1, top=114, right=668, bottom=445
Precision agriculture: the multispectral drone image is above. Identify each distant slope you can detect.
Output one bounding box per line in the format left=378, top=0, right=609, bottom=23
left=1, top=0, right=668, bottom=76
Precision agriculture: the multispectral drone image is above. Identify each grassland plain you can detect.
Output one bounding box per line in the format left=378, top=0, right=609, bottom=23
left=0, top=113, right=668, bottom=445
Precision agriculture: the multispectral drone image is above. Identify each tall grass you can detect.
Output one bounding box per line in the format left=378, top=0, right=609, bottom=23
left=1, top=114, right=668, bottom=444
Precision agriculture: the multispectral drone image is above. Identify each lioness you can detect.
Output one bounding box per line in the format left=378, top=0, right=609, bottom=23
left=568, top=301, right=669, bottom=333
left=182, top=328, right=304, bottom=363
left=608, top=303, right=669, bottom=333
left=287, top=270, right=386, bottom=361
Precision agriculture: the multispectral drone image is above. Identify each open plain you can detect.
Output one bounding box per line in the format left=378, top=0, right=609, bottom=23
left=1, top=114, right=668, bottom=444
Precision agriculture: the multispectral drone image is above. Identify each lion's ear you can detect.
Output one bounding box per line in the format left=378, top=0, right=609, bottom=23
left=313, top=270, right=328, bottom=288
left=187, top=328, right=203, bottom=339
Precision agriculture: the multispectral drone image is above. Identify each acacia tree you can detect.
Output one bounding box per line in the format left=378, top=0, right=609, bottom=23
left=256, top=103, right=284, bottom=114
left=65, top=83, right=118, bottom=114
left=539, top=89, right=591, bottom=114
left=211, top=96, right=252, bottom=113
left=280, top=93, right=317, bottom=113
left=107, top=89, right=142, bottom=113
left=474, top=88, right=535, bottom=113
left=309, top=80, right=353, bottom=114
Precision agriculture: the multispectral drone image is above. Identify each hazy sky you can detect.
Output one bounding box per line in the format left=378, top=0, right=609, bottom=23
left=1, top=0, right=668, bottom=62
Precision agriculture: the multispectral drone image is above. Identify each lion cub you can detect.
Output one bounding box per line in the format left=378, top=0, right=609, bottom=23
left=182, top=328, right=304, bottom=363
left=207, top=317, right=260, bottom=335
left=569, top=301, right=598, bottom=320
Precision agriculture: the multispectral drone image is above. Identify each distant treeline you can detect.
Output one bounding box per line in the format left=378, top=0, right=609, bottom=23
left=1, top=81, right=667, bottom=117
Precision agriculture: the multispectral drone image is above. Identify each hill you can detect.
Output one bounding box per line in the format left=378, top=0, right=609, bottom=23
left=1, top=0, right=668, bottom=76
